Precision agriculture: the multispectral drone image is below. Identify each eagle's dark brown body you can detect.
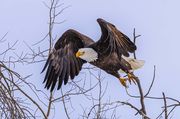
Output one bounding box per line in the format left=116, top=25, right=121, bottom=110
left=90, top=50, right=132, bottom=78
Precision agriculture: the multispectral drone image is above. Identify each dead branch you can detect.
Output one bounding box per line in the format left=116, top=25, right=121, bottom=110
left=163, top=92, right=168, bottom=119
left=132, top=28, right=147, bottom=118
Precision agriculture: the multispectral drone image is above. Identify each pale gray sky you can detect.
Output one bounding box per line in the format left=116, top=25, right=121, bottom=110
left=1, top=0, right=180, bottom=118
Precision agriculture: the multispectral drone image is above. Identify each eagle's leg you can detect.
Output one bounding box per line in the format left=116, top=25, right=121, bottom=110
left=127, top=73, right=137, bottom=84
left=109, top=71, right=128, bottom=87
left=109, top=71, right=135, bottom=87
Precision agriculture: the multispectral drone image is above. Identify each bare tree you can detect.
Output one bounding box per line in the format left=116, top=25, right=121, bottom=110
left=0, top=0, right=180, bottom=119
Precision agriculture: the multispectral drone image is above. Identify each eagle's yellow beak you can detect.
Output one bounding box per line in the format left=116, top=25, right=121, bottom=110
left=76, top=51, right=84, bottom=58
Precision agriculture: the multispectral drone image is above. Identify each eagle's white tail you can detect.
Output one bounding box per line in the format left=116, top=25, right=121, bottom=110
left=119, top=56, right=145, bottom=73
left=122, top=55, right=145, bottom=71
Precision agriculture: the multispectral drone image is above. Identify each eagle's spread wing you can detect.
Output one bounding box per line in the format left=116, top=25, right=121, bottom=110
left=42, top=29, right=94, bottom=91
left=95, top=18, right=136, bottom=58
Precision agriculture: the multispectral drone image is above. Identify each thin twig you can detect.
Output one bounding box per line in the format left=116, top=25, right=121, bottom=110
left=133, top=28, right=141, bottom=59
left=163, top=92, right=168, bottom=119
left=61, top=89, right=70, bottom=119
left=46, top=92, right=53, bottom=117
left=145, top=65, right=156, bottom=97
left=0, top=32, right=8, bottom=42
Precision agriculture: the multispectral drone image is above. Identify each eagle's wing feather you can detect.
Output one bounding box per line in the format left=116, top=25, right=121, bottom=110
left=95, top=19, right=136, bottom=58
left=42, top=29, right=94, bottom=91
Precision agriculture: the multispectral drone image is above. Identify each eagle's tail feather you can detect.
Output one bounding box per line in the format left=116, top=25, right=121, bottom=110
left=123, top=56, right=145, bottom=71
left=130, top=59, right=144, bottom=71
left=119, top=56, right=145, bottom=73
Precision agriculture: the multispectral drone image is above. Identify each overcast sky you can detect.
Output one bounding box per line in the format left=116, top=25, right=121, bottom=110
left=1, top=0, right=180, bottom=118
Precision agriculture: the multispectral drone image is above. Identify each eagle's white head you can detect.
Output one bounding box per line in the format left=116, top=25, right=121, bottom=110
left=76, top=48, right=98, bottom=62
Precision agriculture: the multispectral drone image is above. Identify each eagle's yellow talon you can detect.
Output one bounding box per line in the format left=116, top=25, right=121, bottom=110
left=119, top=77, right=127, bottom=88
left=127, top=73, right=137, bottom=84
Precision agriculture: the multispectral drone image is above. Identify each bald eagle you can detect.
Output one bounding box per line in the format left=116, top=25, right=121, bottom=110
left=42, top=18, right=144, bottom=91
